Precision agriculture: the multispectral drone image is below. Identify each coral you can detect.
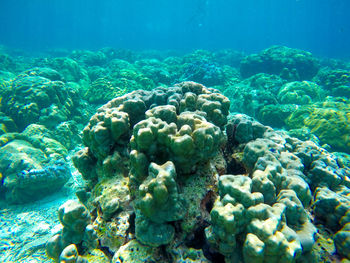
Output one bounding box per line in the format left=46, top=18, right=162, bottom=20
left=205, top=175, right=263, bottom=254
left=0, top=70, right=15, bottom=86
left=73, top=82, right=229, bottom=251
left=92, top=176, right=130, bottom=221
left=0, top=112, right=17, bottom=135
left=59, top=244, right=88, bottom=263
left=181, top=59, right=225, bottom=87
left=1, top=73, right=83, bottom=131
left=286, top=98, right=350, bottom=153
left=84, top=77, right=127, bottom=104
left=313, top=187, right=350, bottom=231
left=204, top=114, right=335, bottom=262
left=258, top=104, right=298, bottom=128
left=224, top=73, right=285, bottom=118
left=112, top=239, right=165, bottom=263
left=107, top=58, right=155, bottom=91
left=314, top=68, right=350, bottom=98
left=136, top=162, right=184, bottom=222
left=78, top=82, right=229, bottom=177
left=23, top=67, right=64, bottom=81
left=131, top=111, right=225, bottom=175
left=240, top=46, right=320, bottom=80
left=21, top=122, right=82, bottom=151
left=135, top=58, right=172, bottom=85
left=53, top=121, right=83, bottom=150
left=70, top=50, right=107, bottom=66
left=96, top=211, right=131, bottom=253
left=86, top=65, right=108, bottom=82
left=169, top=246, right=210, bottom=263
left=44, top=57, right=90, bottom=89
left=135, top=161, right=185, bottom=246
left=46, top=200, right=97, bottom=262
left=0, top=51, right=16, bottom=72
left=10, top=46, right=344, bottom=262
left=205, top=174, right=314, bottom=262
left=231, top=114, right=350, bottom=261
left=213, top=49, right=244, bottom=68
left=313, top=186, right=350, bottom=258
left=277, top=81, right=322, bottom=105
left=334, top=223, right=350, bottom=259
left=0, top=129, right=69, bottom=203
left=226, top=113, right=269, bottom=145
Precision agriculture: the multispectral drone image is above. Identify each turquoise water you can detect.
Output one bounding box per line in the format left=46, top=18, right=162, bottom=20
left=0, top=1, right=350, bottom=263
left=1, top=0, right=350, bottom=57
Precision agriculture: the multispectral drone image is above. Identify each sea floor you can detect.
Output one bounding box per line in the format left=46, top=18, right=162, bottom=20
left=0, top=153, right=83, bottom=263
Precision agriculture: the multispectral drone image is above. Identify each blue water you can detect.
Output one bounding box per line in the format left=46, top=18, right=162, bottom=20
left=0, top=0, right=349, bottom=58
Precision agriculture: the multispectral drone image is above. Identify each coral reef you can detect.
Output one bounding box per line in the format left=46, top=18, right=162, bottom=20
left=1, top=46, right=350, bottom=262
left=84, top=77, right=127, bottom=105
left=224, top=73, right=285, bottom=117
left=0, top=127, right=69, bottom=203
left=277, top=81, right=322, bottom=105
left=314, top=68, right=350, bottom=98
left=73, top=81, right=229, bottom=250
left=286, top=98, right=350, bottom=153
left=68, top=81, right=350, bottom=262
left=240, top=45, right=320, bottom=80
left=181, top=59, right=225, bottom=87
left=224, top=113, right=350, bottom=261
left=1, top=73, right=85, bottom=131
left=46, top=200, right=97, bottom=262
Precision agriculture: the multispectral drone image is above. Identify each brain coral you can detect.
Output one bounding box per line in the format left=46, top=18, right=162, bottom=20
left=286, top=98, right=350, bottom=153
left=1, top=73, right=82, bottom=131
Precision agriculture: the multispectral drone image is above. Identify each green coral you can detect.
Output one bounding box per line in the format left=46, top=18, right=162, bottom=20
left=74, top=82, right=229, bottom=251
left=1, top=73, right=81, bottom=131
left=240, top=45, right=320, bottom=80
left=46, top=57, right=90, bottom=89
left=314, top=68, right=350, bottom=98
left=286, top=98, right=350, bottom=153
left=0, top=127, right=69, bottom=203
left=46, top=200, right=97, bottom=262
left=224, top=73, right=284, bottom=118
left=84, top=77, right=127, bottom=104
left=206, top=174, right=314, bottom=263
left=278, top=81, right=322, bottom=105
left=131, top=111, right=225, bottom=174
left=135, top=161, right=185, bottom=247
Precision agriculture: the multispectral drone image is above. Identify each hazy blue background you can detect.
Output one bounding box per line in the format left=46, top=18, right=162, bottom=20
left=0, top=0, right=349, bottom=58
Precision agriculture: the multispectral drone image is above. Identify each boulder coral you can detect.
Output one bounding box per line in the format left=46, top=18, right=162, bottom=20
left=277, top=81, right=323, bottom=105
left=1, top=73, right=84, bottom=131
left=224, top=73, right=285, bottom=118
left=73, top=82, right=229, bottom=249
left=206, top=116, right=317, bottom=262
left=225, top=113, right=350, bottom=261
left=0, top=126, right=69, bottom=203
left=53, top=82, right=350, bottom=262
left=46, top=200, right=97, bottom=262
left=314, top=68, right=350, bottom=98
left=286, top=98, right=350, bottom=153
left=240, top=45, right=320, bottom=80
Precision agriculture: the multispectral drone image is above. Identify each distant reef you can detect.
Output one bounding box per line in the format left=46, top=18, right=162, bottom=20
left=0, top=45, right=349, bottom=262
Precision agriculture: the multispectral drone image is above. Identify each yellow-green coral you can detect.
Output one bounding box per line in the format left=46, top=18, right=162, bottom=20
left=286, top=99, right=350, bottom=153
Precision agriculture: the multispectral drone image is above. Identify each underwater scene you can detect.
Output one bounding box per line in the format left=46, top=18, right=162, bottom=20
left=0, top=0, right=350, bottom=262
